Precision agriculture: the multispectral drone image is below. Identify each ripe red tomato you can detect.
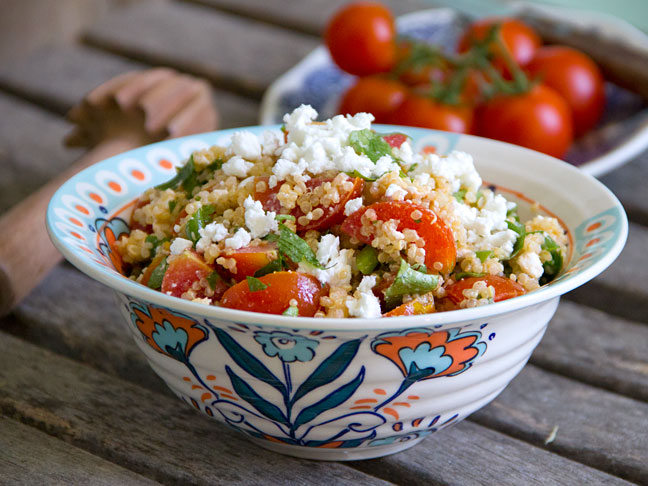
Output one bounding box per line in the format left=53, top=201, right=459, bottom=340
left=526, top=46, right=605, bottom=137
left=220, top=271, right=323, bottom=316
left=338, top=76, right=408, bottom=123
left=388, top=95, right=474, bottom=134
left=475, top=83, right=573, bottom=158
left=161, top=251, right=214, bottom=298
left=325, top=2, right=396, bottom=76
left=341, top=201, right=456, bottom=273
left=445, top=275, right=526, bottom=305
left=224, top=243, right=278, bottom=281
left=459, top=17, right=541, bottom=77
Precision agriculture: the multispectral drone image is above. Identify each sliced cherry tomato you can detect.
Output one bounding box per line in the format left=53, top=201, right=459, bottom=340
left=445, top=275, right=526, bottom=305
left=223, top=243, right=278, bottom=281
left=325, top=2, right=396, bottom=76
left=383, top=293, right=435, bottom=317
left=475, top=83, right=573, bottom=158
left=459, top=17, right=541, bottom=77
left=526, top=46, right=605, bottom=137
left=338, top=76, right=408, bottom=123
left=161, top=250, right=214, bottom=298
left=383, top=133, right=408, bottom=149
left=388, top=95, right=473, bottom=134
left=341, top=201, right=456, bottom=273
left=220, top=271, right=323, bottom=316
left=255, top=176, right=364, bottom=233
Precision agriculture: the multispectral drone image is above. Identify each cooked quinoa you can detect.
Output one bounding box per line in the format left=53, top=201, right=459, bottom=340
left=116, top=105, right=568, bottom=318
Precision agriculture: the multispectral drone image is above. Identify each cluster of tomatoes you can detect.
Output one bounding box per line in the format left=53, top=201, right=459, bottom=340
left=325, top=2, right=606, bottom=158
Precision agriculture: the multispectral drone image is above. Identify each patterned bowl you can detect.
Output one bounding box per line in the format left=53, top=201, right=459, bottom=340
left=47, top=125, right=627, bottom=460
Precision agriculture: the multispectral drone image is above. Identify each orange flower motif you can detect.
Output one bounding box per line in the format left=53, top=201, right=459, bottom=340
left=130, top=303, right=208, bottom=361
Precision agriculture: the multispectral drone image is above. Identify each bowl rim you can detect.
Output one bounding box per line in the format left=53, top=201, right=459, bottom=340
left=46, top=125, right=628, bottom=333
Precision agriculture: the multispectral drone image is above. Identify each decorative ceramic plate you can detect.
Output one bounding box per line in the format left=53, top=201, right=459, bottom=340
left=260, top=6, right=648, bottom=177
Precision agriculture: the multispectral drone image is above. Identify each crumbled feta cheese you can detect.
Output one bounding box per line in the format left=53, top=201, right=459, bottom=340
left=244, top=196, right=278, bottom=238
left=195, top=222, right=228, bottom=252
left=344, top=197, right=363, bottom=216
left=517, top=251, right=544, bottom=279
left=222, top=155, right=253, bottom=178
left=297, top=234, right=353, bottom=286
left=385, top=183, right=407, bottom=201
left=346, top=275, right=382, bottom=318
left=225, top=228, right=252, bottom=250
left=410, top=151, right=482, bottom=193
left=228, top=131, right=261, bottom=160
left=170, top=238, right=193, bottom=255
left=261, top=130, right=283, bottom=156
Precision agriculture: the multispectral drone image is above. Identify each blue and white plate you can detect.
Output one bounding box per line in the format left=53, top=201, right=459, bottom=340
left=260, top=7, right=648, bottom=177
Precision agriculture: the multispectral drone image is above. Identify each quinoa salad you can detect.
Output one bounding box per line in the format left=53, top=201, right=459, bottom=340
left=115, top=105, right=567, bottom=318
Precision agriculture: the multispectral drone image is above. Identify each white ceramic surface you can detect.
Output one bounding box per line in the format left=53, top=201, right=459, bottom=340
left=47, top=125, right=627, bottom=460
left=260, top=7, right=648, bottom=177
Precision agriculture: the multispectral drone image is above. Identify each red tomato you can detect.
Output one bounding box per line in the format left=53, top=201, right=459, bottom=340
left=383, top=294, right=435, bottom=317
left=395, top=41, right=449, bottom=86
left=341, top=201, right=456, bottom=273
left=383, top=133, right=408, bottom=148
left=224, top=243, right=278, bottom=281
left=459, top=17, right=541, bottom=76
left=324, top=2, right=396, bottom=76
left=475, top=83, right=573, bottom=158
left=254, top=176, right=364, bottom=233
left=338, top=76, right=408, bottom=123
left=445, top=275, right=526, bottom=305
left=526, top=46, right=605, bottom=137
left=220, top=271, right=323, bottom=316
left=388, top=95, right=473, bottom=134
left=161, top=251, right=214, bottom=298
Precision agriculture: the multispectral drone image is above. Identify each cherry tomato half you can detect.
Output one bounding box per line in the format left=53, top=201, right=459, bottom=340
left=338, top=76, right=408, bottom=123
left=445, top=275, right=526, bottom=305
left=389, top=95, right=474, bottom=134
left=459, top=17, right=541, bottom=77
left=325, top=2, right=396, bottom=76
left=526, top=46, right=605, bottom=137
left=341, top=201, right=456, bottom=273
left=383, top=293, right=436, bottom=317
left=220, top=271, right=323, bottom=316
left=224, top=243, right=278, bottom=281
left=475, top=83, right=573, bottom=159
left=161, top=251, right=214, bottom=298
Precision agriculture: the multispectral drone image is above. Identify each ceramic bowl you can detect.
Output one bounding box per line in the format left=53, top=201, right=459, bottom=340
left=47, top=125, right=627, bottom=461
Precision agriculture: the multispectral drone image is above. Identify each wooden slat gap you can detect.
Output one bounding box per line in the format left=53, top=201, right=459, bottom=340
left=564, top=290, right=648, bottom=325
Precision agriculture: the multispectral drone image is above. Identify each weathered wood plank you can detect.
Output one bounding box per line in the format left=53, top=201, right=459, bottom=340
left=183, top=0, right=432, bottom=36
left=532, top=300, right=648, bottom=402
left=0, top=416, right=161, bottom=485
left=0, top=44, right=259, bottom=127
left=600, top=150, right=648, bottom=226
left=0, top=93, right=82, bottom=213
left=0, top=332, right=394, bottom=486
left=472, top=366, right=648, bottom=484
left=565, top=222, right=648, bottom=323
left=82, top=1, right=318, bottom=98
left=351, top=421, right=634, bottom=486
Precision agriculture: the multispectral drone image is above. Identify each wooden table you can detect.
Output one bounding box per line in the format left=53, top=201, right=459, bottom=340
left=1, top=1, right=646, bottom=484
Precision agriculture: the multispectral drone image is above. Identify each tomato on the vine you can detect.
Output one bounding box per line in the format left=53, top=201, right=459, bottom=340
left=388, top=95, right=474, bottom=134
left=338, top=76, right=409, bottom=123
left=459, top=17, right=541, bottom=77
left=325, top=2, right=396, bottom=76
left=526, top=46, right=605, bottom=137
left=475, top=83, right=573, bottom=158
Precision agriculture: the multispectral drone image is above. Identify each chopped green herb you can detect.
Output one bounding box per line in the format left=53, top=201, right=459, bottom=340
left=453, top=272, right=487, bottom=280
left=348, top=129, right=393, bottom=163
left=412, top=263, right=428, bottom=273
left=275, top=214, right=296, bottom=222
left=507, top=220, right=526, bottom=259
left=206, top=158, right=224, bottom=171
left=476, top=250, right=492, bottom=262
left=357, top=245, right=378, bottom=275
left=168, top=200, right=177, bottom=213
left=344, top=170, right=378, bottom=182
left=254, top=257, right=286, bottom=278
left=155, top=156, right=195, bottom=191
left=277, top=224, right=323, bottom=268
left=384, top=259, right=439, bottom=308
left=246, top=276, right=268, bottom=292
left=145, top=235, right=168, bottom=256
left=147, top=257, right=168, bottom=290
left=453, top=189, right=467, bottom=203
left=206, top=271, right=221, bottom=290
left=185, top=205, right=216, bottom=243
left=507, top=204, right=520, bottom=222
left=263, top=232, right=280, bottom=242
left=407, top=163, right=419, bottom=173
left=282, top=306, right=299, bottom=317
left=540, top=235, right=563, bottom=285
